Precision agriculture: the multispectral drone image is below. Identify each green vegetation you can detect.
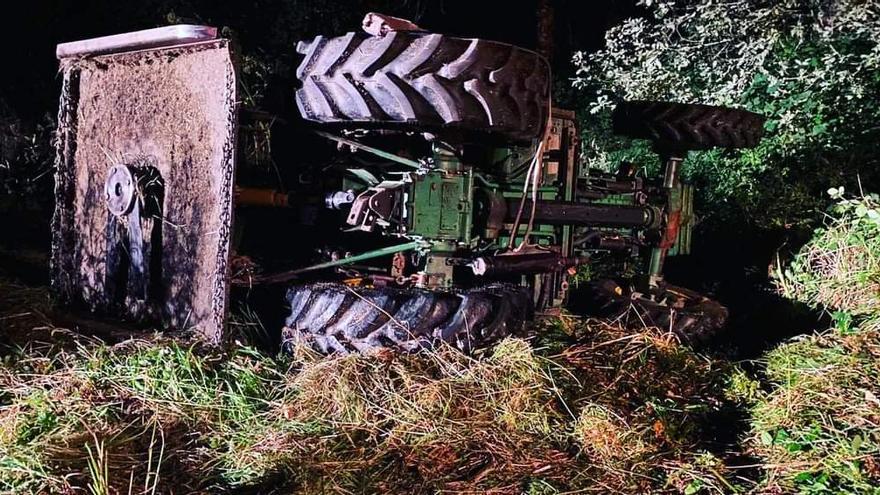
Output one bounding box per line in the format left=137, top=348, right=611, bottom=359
left=1, top=288, right=745, bottom=493
left=730, top=192, right=880, bottom=493
left=573, top=0, right=880, bottom=228
left=778, top=193, right=880, bottom=321
left=744, top=329, right=880, bottom=494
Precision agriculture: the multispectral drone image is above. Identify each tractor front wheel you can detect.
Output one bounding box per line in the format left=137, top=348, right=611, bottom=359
left=580, top=279, right=729, bottom=346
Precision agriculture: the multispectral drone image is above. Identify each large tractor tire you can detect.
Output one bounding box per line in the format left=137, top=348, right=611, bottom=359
left=281, top=283, right=533, bottom=354
left=612, top=100, right=765, bottom=150
left=294, top=31, right=551, bottom=142
left=582, top=279, right=728, bottom=346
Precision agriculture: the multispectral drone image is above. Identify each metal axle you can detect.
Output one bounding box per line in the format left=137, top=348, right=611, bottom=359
left=504, top=199, right=660, bottom=229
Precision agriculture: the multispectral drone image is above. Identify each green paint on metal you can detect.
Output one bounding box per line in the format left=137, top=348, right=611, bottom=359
left=407, top=170, right=474, bottom=243
left=290, top=241, right=423, bottom=275
left=648, top=247, right=664, bottom=284
left=316, top=131, right=422, bottom=169
left=593, top=192, right=637, bottom=206
left=419, top=241, right=457, bottom=288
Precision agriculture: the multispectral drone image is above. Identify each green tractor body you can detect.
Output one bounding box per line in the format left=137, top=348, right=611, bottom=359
left=52, top=21, right=763, bottom=352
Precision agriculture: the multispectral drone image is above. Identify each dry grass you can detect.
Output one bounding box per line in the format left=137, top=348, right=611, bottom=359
left=778, top=195, right=880, bottom=317
left=0, top=278, right=744, bottom=494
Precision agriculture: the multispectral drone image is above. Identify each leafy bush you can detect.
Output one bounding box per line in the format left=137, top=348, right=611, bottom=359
left=573, top=0, right=880, bottom=228
left=0, top=100, right=55, bottom=208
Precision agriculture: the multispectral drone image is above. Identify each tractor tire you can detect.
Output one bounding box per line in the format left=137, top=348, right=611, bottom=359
left=294, top=31, right=550, bottom=142
left=581, top=279, right=728, bottom=346
left=281, top=283, right=533, bottom=354
left=612, top=100, right=765, bottom=150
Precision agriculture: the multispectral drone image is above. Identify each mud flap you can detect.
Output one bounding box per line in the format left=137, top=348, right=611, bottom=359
left=52, top=38, right=238, bottom=342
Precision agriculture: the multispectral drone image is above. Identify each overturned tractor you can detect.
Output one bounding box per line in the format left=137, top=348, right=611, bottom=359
left=52, top=18, right=764, bottom=353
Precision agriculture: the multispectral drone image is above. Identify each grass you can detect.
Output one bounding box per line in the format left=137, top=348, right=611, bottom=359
left=0, top=285, right=745, bottom=494
left=3, top=284, right=878, bottom=494
left=741, top=328, right=880, bottom=494
left=777, top=194, right=880, bottom=317
left=754, top=193, right=880, bottom=493
left=2, top=193, right=880, bottom=493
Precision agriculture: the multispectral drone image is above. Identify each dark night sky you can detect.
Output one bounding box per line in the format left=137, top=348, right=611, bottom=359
left=0, top=0, right=641, bottom=125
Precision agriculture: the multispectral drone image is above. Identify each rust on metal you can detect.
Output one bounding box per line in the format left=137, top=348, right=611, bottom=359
left=361, top=13, right=423, bottom=36
left=235, top=187, right=290, bottom=208
left=659, top=210, right=682, bottom=250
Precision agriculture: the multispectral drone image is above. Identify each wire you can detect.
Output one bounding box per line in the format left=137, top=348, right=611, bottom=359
left=507, top=146, right=538, bottom=249
left=507, top=83, right=554, bottom=251
left=516, top=140, right=544, bottom=251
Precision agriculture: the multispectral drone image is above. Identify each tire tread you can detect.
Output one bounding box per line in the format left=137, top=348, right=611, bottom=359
left=612, top=100, right=765, bottom=150
left=295, top=31, right=550, bottom=141
left=282, top=283, right=531, bottom=354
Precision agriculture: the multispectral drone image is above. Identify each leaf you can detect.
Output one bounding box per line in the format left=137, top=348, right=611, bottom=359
left=827, top=186, right=844, bottom=199
left=794, top=471, right=813, bottom=483
left=852, top=434, right=863, bottom=453
left=760, top=431, right=773, bottom=445
left=684, top=480, right=702, bottom=495
left=774, top=429, right=790, bottom=443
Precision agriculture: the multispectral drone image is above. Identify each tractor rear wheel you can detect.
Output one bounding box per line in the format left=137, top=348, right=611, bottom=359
left=295, top=31, right=551, bottom=142
left=612, top=100, right=765, bottom=150
left=281, top=283, right=533, bottom=354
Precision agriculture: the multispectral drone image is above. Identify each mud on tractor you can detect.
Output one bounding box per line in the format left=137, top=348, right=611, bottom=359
left=52, top=18, right=764, bottom=353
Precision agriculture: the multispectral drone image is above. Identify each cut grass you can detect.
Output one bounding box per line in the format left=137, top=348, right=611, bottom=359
left=0, top=280, right=743, bottom=493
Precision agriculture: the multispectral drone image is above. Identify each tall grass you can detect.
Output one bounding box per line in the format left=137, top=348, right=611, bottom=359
left=0, top=292, right=741, bottom=493
left=778, top=193, right=880, bottom=318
